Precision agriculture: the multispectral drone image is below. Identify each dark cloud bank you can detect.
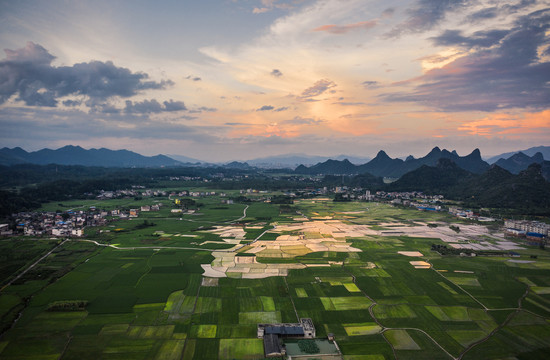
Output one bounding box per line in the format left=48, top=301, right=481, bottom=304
left=0, top=42, right=173, bottom=107
left=383, top=8, right=550, bottom=112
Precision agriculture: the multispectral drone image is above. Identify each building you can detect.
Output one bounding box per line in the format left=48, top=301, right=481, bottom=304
left=263, top=334, right=285, bottom=358
left=258, top=318, right=316, bottom=358
left=505, top=220, right=550, bottom=236
left=526, top=232, right=546, bottom=246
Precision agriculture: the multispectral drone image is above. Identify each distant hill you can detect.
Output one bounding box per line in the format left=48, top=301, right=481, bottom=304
left=542, top=161, right=550, bottom=182
left=166, top=154, right=205, bottom=164
left=295, top=159, right=359, bottom=175
left=458, top=163, right=550, bottom=214
left=0, top=146, right=183, bottom=167
left=295, top=147, right=489, bottom=178
left=486, top=146, right=550, bottom=164
left=223, top=161, right=253, bottom=170
left=494, top=152, right=544, bottom=174
left=387, top=159, right=550, bottom=215
left=246, top=153, right=371, bottom=168
left=388, top=158, right=473, bottom=193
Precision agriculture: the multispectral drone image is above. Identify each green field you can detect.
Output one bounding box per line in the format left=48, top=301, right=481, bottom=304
left=1, top=197, right=549, bottom=359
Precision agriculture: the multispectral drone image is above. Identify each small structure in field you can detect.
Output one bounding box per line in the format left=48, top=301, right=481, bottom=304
left=258, top=318, right=316, bottom=358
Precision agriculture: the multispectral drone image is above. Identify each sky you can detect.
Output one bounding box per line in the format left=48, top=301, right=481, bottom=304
left=0, top=0, right=549, bottom=162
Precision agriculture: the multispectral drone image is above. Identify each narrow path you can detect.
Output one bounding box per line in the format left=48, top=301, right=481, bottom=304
left=344, top=267, right=457, bottom=359
left=345, top=270, right=398, bottom=359
left=457, top=285, right=530, bottom=360
left=381, top=327, right=456, bottom=359
left=0, top=239, right=68, bottom=293
left=428, top=260, right=488, bottom=310
left=229, top=205, right=249, bottom=223
left=283, top=277, right=300, bottom=322
left=296, top=210, right=309, bottom=220
left=74, top=239, right=235, bottom=252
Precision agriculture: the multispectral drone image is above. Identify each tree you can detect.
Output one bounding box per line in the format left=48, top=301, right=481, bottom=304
left=297, top=340, right=320, bottom=354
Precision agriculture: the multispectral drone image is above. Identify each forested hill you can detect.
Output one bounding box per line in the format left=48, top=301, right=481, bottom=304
left=389, top=160, right=550, bottom=215
left=0, top=146, right=183, bottom=167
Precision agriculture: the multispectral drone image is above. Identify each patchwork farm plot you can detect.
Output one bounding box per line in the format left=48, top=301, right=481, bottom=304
left=1, top=196, right=549, bottom=360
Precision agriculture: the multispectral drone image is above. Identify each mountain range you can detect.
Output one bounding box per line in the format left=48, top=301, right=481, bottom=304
left=1, top=145, right=548, bottom=174
left=295, top=147, right=489, bottom=178
left=0, top=146, right=183, bottom=168
left=245, top=154, right=372, bottom=168
left=486, top=146, right=550, bottom=164
left=494, top=152, right=545, bottom=174
left=388, top=159, right=550, bottom=215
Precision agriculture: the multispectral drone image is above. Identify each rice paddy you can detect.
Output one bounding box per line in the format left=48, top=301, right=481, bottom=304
left=1, top=196, right=549, bottom=359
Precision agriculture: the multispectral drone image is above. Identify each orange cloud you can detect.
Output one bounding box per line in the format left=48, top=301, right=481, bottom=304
left=313, top=20, right=377, bottom=34
left=458, top=110, right=550, bottom=137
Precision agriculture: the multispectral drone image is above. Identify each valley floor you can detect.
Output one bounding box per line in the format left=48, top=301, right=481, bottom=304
left=1, top=195, right=549, bottom=360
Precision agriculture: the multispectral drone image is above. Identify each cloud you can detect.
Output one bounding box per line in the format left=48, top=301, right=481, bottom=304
left=252, top=0, right=294, bottom=14
left=430, top=29, right=509, bottom=48
left=125, top=99, right=187, bottom=114
left=163, top=100, right=188, bottom=111
left=0, top=42, right=172, bottom=107
left=253, top=7, right=270, bottom=14
left=225, top=122, right=247, bottom=126
left=501, top=0, right=538, bottom=15
left=257, top=105, right=275, bottom=111
left=465, top=1, right=539, bottom=23
left=185, top=75, right=202, bottom=81
left=362, top=80, right=380, bottom=88
left=62, top=99, right=82, bottom=107
left=465, top=7, right=499, bottom=23
left=458, top=109, right=550, bottom=137
left=382, top=9, right=550, bottom=112
left=385, top=0, right=472, bottom=38
left=270, top=69, right=283, bottom=77
left=0, top=106, right=212, bottom=144
left=382, top=7, right=395, bottom=18
left=299, top=79, right=337, bottom=99
left=313, top=20, right=377, bottom=34
left=197, top=106, right=217, bottom=112
left=283, top=116, right=322, bottom=125
left=255, top=105, right=288, bottom=112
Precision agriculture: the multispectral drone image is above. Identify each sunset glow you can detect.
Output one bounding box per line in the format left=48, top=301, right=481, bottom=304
left=1, top=0, right=549, bottom=161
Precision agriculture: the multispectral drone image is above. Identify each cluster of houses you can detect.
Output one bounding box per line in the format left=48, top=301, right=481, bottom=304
left=4, top=209, right=109, bottom=237
left=96, top=187, right=174, bottom=200
left=448, top=207, right=495, bottom=222
left=505, top=220, right=549, bottom=246
left=2, top=200, right=168, bottom=237
left=172, top=190, right=219, bottom=198
left=96, top=189, right=140, bottom=199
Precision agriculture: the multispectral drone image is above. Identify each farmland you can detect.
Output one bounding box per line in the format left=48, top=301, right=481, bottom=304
left=1, top=192, right=549, bottom=359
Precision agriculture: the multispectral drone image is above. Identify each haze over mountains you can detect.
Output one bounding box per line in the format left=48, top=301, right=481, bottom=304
left=1, top=146, right=548, bottom=180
